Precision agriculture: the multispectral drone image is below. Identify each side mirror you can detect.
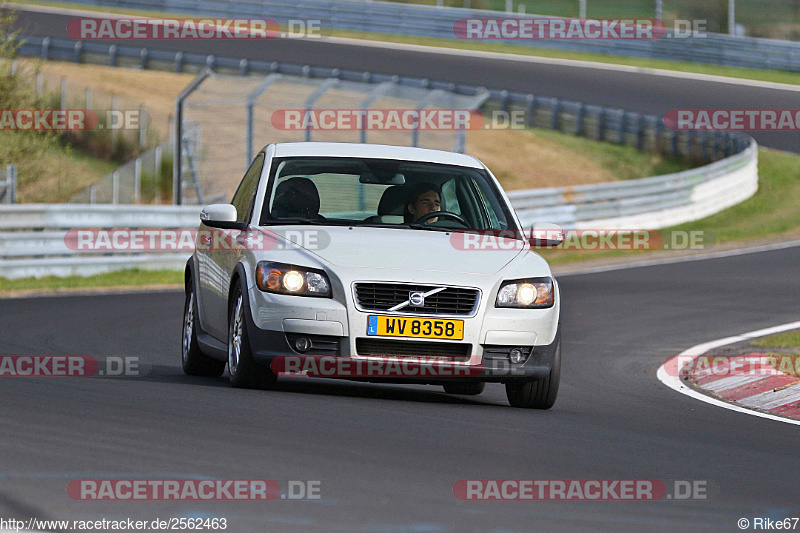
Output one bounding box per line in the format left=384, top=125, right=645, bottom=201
left=200, top=204, right=247, bottom=230
left=529, top=222, right=564, bottom=248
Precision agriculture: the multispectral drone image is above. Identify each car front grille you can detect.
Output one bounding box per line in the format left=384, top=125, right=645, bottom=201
left=354, top=283, right=479, bottom=316
left=356, top=338, right=471, bottom=359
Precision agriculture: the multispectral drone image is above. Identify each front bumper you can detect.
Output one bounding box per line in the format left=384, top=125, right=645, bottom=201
left=243, top=283, right=560, bottom=384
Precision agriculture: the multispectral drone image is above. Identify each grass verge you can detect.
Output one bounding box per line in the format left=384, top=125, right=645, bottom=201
left=0, top=269, right=183, bottom=296
left=12, top=0, right=800, bottom=87
left=752, top=330, right=800, bottom=350
left=751, top=330, right=800, bottom=378
left=539, top=147, right=800, bottom=265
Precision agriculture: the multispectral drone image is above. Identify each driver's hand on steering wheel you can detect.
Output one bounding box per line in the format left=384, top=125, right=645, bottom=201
left=408, top=190, right=441, bottom=223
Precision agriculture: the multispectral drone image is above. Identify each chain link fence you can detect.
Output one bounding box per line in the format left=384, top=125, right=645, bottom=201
left=29, top=65, right=154, bottom=154
left=176, top=71, right=487, bottom=205
left=14, top=62, right=175, bottom=204
left=68, top=143, right=171, bottom=204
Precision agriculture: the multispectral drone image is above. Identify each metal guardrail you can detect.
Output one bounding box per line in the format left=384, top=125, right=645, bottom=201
left=47, top=0, right=800, bottom=72
left=509, top=141, right=758, bottom=228
left=0, top=204, right=201, bottom=230
left=0, top=205, right=201, bottom=279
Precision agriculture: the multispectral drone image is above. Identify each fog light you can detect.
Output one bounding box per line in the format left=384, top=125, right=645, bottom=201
left=295, top=337, right=311, bottom=353
left=509, top=348, right=525, bottom=364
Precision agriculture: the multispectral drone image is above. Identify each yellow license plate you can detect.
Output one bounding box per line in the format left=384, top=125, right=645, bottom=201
left=367, top=315, right=464, bottom=340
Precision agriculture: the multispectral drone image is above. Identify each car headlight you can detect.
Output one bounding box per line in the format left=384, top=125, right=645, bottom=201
left=495, top=277, right=554, bottom=308
left=256, top=261, right=332, bottom=297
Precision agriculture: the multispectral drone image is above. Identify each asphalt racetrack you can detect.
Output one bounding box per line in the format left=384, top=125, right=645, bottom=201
left=1, top=247, right=799, bottom=531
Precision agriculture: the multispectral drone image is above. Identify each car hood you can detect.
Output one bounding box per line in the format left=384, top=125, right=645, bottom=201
left=274, top=226, right=525, bottom=275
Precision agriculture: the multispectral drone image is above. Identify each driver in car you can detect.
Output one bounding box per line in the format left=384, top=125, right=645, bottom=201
left=405, top=183, right=442, bottom=224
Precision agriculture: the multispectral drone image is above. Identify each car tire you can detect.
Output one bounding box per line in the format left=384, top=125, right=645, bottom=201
left=227, top=286, right=277, bottom=389
left=443, top=382, right=486, bottom=395
left=505, top=341, right=561, bottom=409
left=182, top=280, right=226, bottom=377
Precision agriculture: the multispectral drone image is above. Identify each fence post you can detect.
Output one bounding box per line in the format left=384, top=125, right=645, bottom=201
left=90, top=185, right=96, bottom=204
left=134, top=158, right=142, bottom=204
left=525, top=94, right=535, bottom=128
left=86, top=87, right=92, bottom=110
left=155, top=145, right=163, bottom=180
left=41, top=37, right=50, bottom=60
left=111, top=96, right=119, bottom=147
left=174, top=68, right=212, bottom=205
left=6, top=164, right=16, bottom=204
left=36, top=72, right=43, bottom=96
left=598, top=107, right=606, bottom=141
left=155, top=145, right=163, bottom=202
left=635, top=114, right=645, bottom=150
left=60, top=77, right=67, bottom=110
left=174, top=51, right=184, bottom=73
left=574, top=102, right=585, bottom=135
left=550, top=98, right=560, bottom=130
left=112, top=171, right=119, bottom=204
left=139, top=105, right=147, bottom=148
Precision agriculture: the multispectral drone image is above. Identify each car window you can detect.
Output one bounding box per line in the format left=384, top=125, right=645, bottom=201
left=231, top=154, right=265, bottom=222
left=441, top=179, right=461, bottom=216
left=260, top=157, right=515, bottom=232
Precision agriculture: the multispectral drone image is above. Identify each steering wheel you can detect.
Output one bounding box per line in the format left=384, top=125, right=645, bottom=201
left=413, top=211, right=469, bottom=227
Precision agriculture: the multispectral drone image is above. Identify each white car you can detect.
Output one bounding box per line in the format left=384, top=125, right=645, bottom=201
left=182, top=142, right=563, bottom=408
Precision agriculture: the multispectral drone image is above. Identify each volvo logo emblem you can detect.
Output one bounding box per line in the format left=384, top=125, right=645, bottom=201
left=409, top=291, right=425, bottom=307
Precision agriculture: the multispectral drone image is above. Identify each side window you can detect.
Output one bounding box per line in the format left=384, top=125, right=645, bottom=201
left=441, top=179, right=461, bottom=215
left=231, top=154, right=265, bottom=222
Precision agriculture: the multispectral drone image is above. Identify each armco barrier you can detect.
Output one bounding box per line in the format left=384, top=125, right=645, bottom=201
left=510, top=141, right=758, bottom=229
left=0, top=138, right=757, bottom=279
left=38, top=0, right=800, bottom=72
left=0, top=205, right=201, bottom=279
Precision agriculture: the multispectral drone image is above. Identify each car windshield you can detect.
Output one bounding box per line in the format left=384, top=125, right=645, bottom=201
left=259, top=157, right=515, bottom=232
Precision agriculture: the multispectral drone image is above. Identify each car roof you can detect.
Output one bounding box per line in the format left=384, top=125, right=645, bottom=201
left=270, top=142, right=484, bottom=169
